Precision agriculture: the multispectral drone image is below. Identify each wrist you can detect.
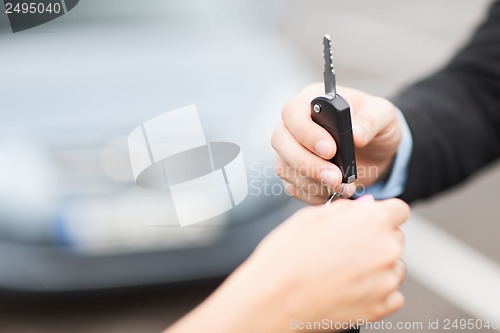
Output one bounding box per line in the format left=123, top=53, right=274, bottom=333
left=216, top=258, right=290, bottom=333
left=358, top=107, right=412, bottom=199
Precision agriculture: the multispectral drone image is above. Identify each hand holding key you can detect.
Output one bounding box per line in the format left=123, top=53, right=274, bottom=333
left=272, top=35, right=402, bottom=205
left=165, top=197, right=408, bottom=333
left=272, top=72, right=402, bottom=204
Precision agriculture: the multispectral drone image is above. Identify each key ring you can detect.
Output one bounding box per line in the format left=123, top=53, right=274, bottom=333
left=325, top=183, right=345, bottom=206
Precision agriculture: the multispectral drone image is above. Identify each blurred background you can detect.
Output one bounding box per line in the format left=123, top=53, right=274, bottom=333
left=1, top=0, right=500, bottom=332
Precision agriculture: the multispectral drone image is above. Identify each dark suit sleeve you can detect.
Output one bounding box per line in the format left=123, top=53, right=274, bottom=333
left=392, top=1, right=500, bottom=203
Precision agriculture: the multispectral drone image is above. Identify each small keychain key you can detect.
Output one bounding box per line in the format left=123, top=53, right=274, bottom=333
left=325, top=185, right=344, bottom=206
left=311, top=35, right=357, bottom=206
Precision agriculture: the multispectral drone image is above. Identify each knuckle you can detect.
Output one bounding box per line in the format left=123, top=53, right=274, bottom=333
left=375, top=97, right=396, bottom=116
left=400, top=202, right=411, bottom=219
left=374, top=206, right=390, bottom=224
left=358, top=117, right=375, bottom=138
left=281, top=100, right=293, bottom=121
left=391, top=199, right=410, bottom=218
left=373, top=96, right=393, bottom=109
left=288, top=189, right=300, bottom=199
left=270, top=124, right=282, bottom=150
left=395, top=293, right=405, bottom=310
left=395, top=228, right=405, bottom=245
left=283, top=181, right=299, bottom=199
left=274, top=157, right=288, bottom=179
left=382, top=273, right=400, bottom=293
left=366, top=303, right=389, bottom=322
left=296, top=156, right=312, bottom=177
left=385, top=239, right=403, bottom=262
left=295, top=128, right=307, bottom=145
left=274, top=164, right=284, bottom=179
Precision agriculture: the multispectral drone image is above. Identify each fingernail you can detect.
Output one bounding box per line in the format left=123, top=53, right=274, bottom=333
left=316, top=139, right=332, bottom=159
left=356, top=194, right=375, bottom=202
left=320, top=169, right=339, bottom=187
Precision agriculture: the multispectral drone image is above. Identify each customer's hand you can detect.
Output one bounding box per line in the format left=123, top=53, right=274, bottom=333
left=271, top=84, right=402, bottom=204
left=166, top=197, right=409, bottom=333
left=244, top=197, right=408, bottom=329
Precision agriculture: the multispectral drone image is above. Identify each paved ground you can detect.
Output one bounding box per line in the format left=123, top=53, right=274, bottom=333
left=2, top=1, right=500, bottom=332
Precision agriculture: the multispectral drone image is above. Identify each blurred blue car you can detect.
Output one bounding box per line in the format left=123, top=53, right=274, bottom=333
left=0, top=0, right=310, bottom=292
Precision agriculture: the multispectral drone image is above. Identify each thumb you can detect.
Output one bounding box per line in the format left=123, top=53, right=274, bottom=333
left=351, top=97, right=398, bottom=148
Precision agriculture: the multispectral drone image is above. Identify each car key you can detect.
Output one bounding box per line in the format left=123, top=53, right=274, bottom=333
left=311, top=35, right=357, bottom=191
left=314, top=36, right=361, bottom=333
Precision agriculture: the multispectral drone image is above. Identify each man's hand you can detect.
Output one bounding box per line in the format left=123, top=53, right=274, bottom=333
left=271, top=83, right=402, bottom=204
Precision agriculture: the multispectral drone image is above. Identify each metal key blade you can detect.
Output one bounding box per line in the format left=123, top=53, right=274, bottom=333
left=323, top=34, right=337, bottom=96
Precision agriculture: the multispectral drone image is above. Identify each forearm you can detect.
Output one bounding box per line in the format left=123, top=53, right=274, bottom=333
left=392, top=1, right=500, bottom=202
left=164, top=259, right=287, bottom=333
